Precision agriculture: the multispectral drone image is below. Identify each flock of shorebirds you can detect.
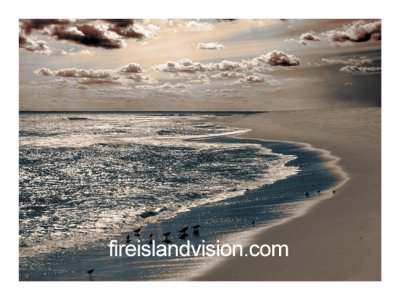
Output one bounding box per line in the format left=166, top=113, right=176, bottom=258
left=305, top=189, right=336, bottom=198
left=87, top=189, right=338, bottom=277
left=125, top=224, right=201, bottom=245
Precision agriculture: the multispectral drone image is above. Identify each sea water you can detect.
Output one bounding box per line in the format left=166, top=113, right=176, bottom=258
left=19, top=112, right=299, bottom=258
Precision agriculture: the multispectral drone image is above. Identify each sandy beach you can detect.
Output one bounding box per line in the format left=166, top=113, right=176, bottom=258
left=196, top=107, right=381, bottom=281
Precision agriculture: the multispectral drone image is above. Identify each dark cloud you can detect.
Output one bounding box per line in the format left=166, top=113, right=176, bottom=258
left=19, top=19, right=145, bottom=51
left=20, top=19, right=71, bottom=35
left=216, top=19, right=237, bottom=22
left=104, top=19, right=144, bottom=39
left=103, top=19, right=134, bottom=27
left=51, top=24, right=124, bottom=49
left=325, top=20, right=381, bottom=43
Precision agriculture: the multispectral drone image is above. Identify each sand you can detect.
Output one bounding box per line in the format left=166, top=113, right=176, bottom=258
left=195, top=107, right=381, bottom=281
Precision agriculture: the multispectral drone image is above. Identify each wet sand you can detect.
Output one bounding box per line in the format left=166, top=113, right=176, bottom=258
left=196, top=107, right=381, bottom=280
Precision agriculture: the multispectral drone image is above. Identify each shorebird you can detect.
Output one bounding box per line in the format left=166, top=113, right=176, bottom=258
left=87, top=269, right=94, bottom=275
left=251, top=221, right=255, bottom=227
left=179, top=226, right=189, bottom=233
left=305, top=192, right=310, bottom=197
left=191, top=225, right=200, bottom=236
left=179, top=233, right=188, bottom=240
left=318, top=190, right=321, bottom=193
left=148, top=239, right=153, bottom=245
left=162, top=238, right=172, bottom=244
left=126, top=234, right=131, bottom=243
left=149, top=233, right=153, bottom=238
left=333, top=190, right=336, bottom=194
left=163, top=232, right=171, bottom=237
left=133, top=227, right=141, bottom=234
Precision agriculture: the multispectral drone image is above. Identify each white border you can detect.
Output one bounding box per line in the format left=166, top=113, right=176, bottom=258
left=2, top=0, right=398, bottom=299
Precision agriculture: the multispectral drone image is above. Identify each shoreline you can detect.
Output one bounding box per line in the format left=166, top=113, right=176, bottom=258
left=195, top=107, right=381, bottom=280
left=189, top=138, right=348, bottom=280
left=20, top=133, right=338, bottom=280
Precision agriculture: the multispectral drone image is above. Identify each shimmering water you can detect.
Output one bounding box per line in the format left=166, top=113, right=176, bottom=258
left=19, top=113, right=298, bottom=257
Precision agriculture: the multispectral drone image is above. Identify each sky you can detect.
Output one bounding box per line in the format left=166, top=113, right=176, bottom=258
left=19, top=19, right=381, bottom=111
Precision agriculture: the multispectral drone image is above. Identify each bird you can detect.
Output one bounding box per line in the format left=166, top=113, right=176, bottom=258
left=162, top=238, right=172, bottom=244
left=179, top=233, right=188, bottom=240
left=87, top=269, right=94, bottom=275
left=333, top=190, right=336, bottom=194
left=251, top=220, right=255, bottom=227
left=133, top=227, right=141, bottom=234
left=193, top=225, right=200, bottom=236
left=149, top=233, right=153, bottom=238
left=126, top=234, right=131, bottom=243
left=305, top=192, right=310, bottom=197
left=148, top=239, right=153, bottom=245
left=317, top=190, right=321, bottom=193
left=163, top=232, right=171, bottom=237
left=179, top=226, right=189, bottom=233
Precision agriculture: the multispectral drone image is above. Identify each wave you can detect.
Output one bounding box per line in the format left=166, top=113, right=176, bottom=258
left=19, top=113, right=298, bottom=257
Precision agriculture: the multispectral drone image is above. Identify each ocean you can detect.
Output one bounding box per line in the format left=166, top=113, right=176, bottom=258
left=19, top=112, right=338, bottom=280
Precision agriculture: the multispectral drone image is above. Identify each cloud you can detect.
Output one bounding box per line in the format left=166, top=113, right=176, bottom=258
left=155, top=50, right=300, bottom=74
left=210, top=71, right=245, bottom=79
left=339, top=65, right=381, bottom=75
left=299, top=32, right=320, bottom=41
left=154, top=58, right=212, bottom=73
left=251, top=50, right=300, bottom=66
left=185, top=21, right=214, bottom=31
left=20, top=19, right=71, bottom=35
left=19, top=19, right=146, bottom=51
left=78, top=78, right=118, bottom=85
left=120, top=63, right=143, bottom=73
left=127, top=74, right=156, bottom=84
left=103, top=19, right=143, bottom=38
left=322, top=57, right=373, bottom=66
left=35, top=67, right=115, bottom=79
left=19, top=35, right=51, bottom=55
left=50, top=23, right=125, bottom=49
left=215, top=60, right=241, bottom=71
left=35, top=65, right=156, bottom=85
left=284, top=38, right=306, bottom=46
left=324, top=20, right=381, bottom=44
left=60, top=48, right=95, bottom=56
left=186, top=74, right=210, bottom=85
left=197, top=42, right=225, bottom=50
left=137, top=82, right=191, bottom=90
left=322, top=56, right=380, bottom=75
left=239, top=74, right=265, bottom=83
left=284, top=32, right=320, bottom=46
